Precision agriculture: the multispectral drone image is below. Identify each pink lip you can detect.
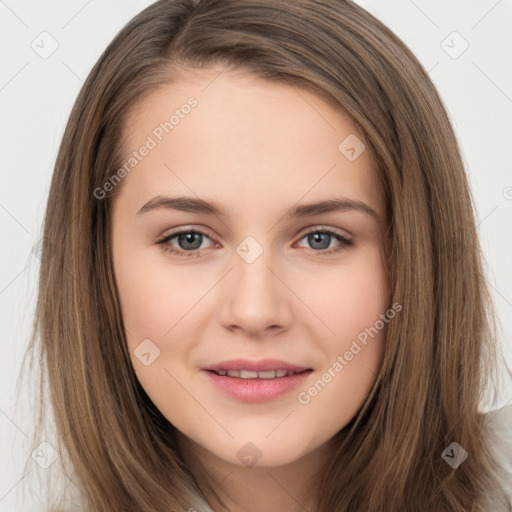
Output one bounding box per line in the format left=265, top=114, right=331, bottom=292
left=203, top=370, right=312, bottom=402
left=202, top=358, right=311, bottom=373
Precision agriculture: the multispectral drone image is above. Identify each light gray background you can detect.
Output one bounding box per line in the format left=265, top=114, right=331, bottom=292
left=1, top=1, right=511, bottom=510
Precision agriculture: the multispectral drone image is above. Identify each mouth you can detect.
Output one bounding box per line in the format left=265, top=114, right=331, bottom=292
left=202, top=358, right=311, bottom=374
left=201, top=359, right=313, bottom=402
left=206, top=368, right=311, bottom=379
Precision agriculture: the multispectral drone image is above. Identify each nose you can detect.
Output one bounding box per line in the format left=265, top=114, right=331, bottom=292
left=219, top=247, right=293, bottom=338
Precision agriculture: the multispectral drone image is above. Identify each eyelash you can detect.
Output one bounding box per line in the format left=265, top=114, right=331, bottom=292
left=155, top=226, right=353, bottom=258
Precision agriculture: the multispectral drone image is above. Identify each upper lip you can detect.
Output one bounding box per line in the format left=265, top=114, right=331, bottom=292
left=202, top=358, right=311, bottom=373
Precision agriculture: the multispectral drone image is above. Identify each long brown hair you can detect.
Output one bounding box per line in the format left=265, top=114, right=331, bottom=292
left=21, top=0, right=508, bottom=510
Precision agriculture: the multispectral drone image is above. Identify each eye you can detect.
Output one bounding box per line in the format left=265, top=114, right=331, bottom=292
left=155, top=226, right=353, bottom=258
left=295, top=227, right=353, bottom=254
left=156, top=229, right=216, bottom=258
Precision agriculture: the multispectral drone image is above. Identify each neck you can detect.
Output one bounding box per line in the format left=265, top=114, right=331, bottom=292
left=177, top=432, right=332, bottom=512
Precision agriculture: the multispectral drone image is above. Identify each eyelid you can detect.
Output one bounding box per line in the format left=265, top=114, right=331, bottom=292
left=299, top=224, right=352, bottom=239
left=156, top=225, right=218, bottom=243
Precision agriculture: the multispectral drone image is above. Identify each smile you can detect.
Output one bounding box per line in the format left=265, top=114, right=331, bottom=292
left=203, top=368, right=313, bottom=402
left=209, top=369, right=307, bottom=379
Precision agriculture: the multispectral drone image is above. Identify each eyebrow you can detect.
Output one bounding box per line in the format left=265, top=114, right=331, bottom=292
left=136, top=195, right=379, bottom=221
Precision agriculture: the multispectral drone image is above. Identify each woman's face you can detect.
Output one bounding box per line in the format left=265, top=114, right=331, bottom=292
left=111, top=67, right=390, bottom=468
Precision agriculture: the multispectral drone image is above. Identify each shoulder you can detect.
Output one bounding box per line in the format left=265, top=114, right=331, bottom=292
left=482, top=402, right=512, bottom=511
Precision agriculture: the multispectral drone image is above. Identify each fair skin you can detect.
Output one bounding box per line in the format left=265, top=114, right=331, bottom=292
left=111, top=66, right=390, bottom=512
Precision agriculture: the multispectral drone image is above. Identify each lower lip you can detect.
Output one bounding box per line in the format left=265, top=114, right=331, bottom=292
left=203, top=370, right=313, bottom=402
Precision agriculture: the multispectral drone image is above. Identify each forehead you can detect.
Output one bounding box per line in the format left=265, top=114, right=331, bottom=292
left=115, top=67, right=385, bottom=223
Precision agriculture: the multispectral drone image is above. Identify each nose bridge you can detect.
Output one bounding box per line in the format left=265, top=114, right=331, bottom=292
left=234, top=236, right=280, bottom=306
left=220, top=235, right=291, bottom=333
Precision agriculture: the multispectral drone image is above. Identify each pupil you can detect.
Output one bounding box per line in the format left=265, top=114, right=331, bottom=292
left=178, top=232, right=202, bottom=250
left=309, top=232, right=330, bottom=250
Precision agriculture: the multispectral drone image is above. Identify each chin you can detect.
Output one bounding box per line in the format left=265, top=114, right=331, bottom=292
left=210, top=435, right=312, bottom=469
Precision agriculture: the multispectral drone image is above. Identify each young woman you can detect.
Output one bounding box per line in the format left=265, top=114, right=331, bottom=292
left=22, top=0, right=512, bottom=510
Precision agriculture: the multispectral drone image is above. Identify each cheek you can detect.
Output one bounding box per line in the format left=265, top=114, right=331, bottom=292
left=296, top=249, right=389, bottom=419
left=112, top=243, right=216, bottom=406
left=113, top=240, right=204, bottom=346
left=310, top=248, right=390, bottom=343
left=113, top=263, right=198, bottom=414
